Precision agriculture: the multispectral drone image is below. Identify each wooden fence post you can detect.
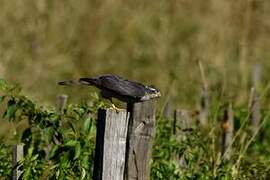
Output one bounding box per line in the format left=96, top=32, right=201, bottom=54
left=250, top=88, right=261, bottom=134
left=220, top=103, right=234, bottom=160
left=125, top=100, right=156, bottom=180
left=173, top=109, right=191, bottom=167
left=173, top=109, right=191, bottom=135
left=12, top=144, right=24, bottom=180
left=199, top=88, right=209, bottom=126
left=93, top=108, right=130, bottom=180
left=250, top=64, right=261, bottom=134
left=57, top=94, right=68, bottom=115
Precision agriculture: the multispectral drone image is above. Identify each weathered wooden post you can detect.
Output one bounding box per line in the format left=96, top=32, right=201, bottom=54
left=12, top=144, right=24, bottom=180
left=220, top=103, right=234, bottom=160
left=173, top=109, right=191, bottom=167
left=93, top=108, right=130, bottom=180
left=173, top=109, right=191, bottom=135
left=250, top=88, right=261, bottom=133
left=198, top=60, right=209, bottom=127
left=199, top=88, right=209, bottom=126
left=250, top=64, right=261, bottom=134
left=125, top=101, right=156, bottom=180
left=163, top=98, right=173, bottom=120
left=57, top=94, right=68, bottom=115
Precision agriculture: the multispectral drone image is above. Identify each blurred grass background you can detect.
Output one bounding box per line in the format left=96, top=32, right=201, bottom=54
left=1, top=0, right=270, bottom=107
left=1, top=1, right=270, bottom=177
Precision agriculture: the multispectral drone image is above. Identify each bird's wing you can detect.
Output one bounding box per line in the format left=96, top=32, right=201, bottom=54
left=99, top=75, right=146, bottom=98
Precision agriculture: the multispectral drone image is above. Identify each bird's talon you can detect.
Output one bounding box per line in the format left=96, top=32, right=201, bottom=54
left=111, top=104, right=121, bottom=113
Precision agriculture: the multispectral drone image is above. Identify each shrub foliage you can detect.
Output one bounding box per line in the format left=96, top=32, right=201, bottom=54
left=0, top=80, right=270, bottom=179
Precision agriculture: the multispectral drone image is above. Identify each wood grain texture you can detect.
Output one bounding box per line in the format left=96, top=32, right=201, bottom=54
left=93, top=108, right=129, bottom=180
left=125, top=100, right=156, bottom=180
left=12, top=144, right=24, bottom=180
left=174, top=109, right=191, bottom=135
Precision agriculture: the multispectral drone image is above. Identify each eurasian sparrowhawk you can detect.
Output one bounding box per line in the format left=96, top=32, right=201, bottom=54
left=58, top=75, right=161, bottom=103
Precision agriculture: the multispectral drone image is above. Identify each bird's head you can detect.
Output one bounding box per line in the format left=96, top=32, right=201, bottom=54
left=149, top=86, right=161, bottom=96
left=140, top=86, right=161, bottom=101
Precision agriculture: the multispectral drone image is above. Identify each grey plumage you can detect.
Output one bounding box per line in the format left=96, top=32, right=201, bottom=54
left=58, top=75, right=161, bottom=103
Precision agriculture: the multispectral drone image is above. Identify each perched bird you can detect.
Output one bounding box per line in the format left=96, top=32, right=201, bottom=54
left=58, top=75, right=161, bottom=108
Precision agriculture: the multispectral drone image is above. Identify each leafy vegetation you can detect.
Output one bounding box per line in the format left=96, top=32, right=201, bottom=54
left=1, top=80, right=270, bottom=179
left=0, top=80, right=102, bottom=179
left=1, top=1, right=270, bottom=179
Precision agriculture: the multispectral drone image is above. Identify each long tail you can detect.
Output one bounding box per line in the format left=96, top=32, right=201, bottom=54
left=58, top=80, right=79, bottom=85
left=58, top=78, right=98, bottom=86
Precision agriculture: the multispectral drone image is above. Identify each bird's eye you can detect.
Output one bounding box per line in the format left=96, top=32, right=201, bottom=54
left=147, top=85, right=157, bottom=91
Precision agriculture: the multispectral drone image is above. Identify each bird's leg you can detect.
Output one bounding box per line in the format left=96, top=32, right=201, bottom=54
left=101, top=90, right=122, bottom=112
left=111, top=104, right=122, bottom=113
left=108, top=98, right=122, bottom=112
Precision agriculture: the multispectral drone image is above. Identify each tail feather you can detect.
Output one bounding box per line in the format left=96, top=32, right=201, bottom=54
left=79, top=78, right=98, bottom=85
left=58, top=80, right=79, bottom=85
left=58, top=77, right=98, bottom=86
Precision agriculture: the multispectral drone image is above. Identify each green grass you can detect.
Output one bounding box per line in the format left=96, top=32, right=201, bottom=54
left=1, top=80, right=270, bottom=179
left=1, top=0, right=270, bottom=179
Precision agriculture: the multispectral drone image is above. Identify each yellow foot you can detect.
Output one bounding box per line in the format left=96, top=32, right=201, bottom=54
left=110, top=104, right=122, bottom=113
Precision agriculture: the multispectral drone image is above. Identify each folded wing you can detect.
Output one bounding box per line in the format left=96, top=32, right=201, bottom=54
left=97, top=75, right=147, bottom=98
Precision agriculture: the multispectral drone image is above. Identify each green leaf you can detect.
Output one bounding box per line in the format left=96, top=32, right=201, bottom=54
left=49, top=145, right=60, bottom=159
left=31, top=154, right=39, bottom=161
left=0, top=96, right=5, bottom=103
left=82, top=155, right=89, bottom=169
left=81, top=168, right=86, bottom=180
left=74, top=143, right=81, bottom=160
left=67, top=121, right=77, bottom=134
left=0, top=79, right=7, bottom=90
left=65, top=140, right=77, bottom=147
left=83, top=117, right=92, bottom=133
left=4, top=100, right=17, bottom=120
left=43, top=127, right=54, bottom=143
